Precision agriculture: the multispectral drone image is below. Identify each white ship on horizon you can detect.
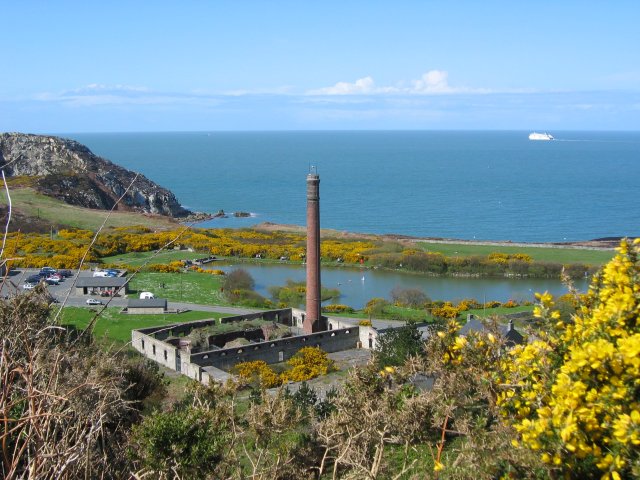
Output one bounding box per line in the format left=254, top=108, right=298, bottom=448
left=529, top=132, right=554, bottom=141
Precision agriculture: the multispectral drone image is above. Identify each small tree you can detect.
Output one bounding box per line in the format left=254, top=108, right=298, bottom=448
left=373, top=322, right=425, bottom=368
left=223, top=268, right=255, bottom=291
left=291, top=381, right=318, bottom=415
left=129, top=404, right=233, bottom=479
left=391, top=286, right=430, bottom=308
left=364, top=297, right=390, bottom=319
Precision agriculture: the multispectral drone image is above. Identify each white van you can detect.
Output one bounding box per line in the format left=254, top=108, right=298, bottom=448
left=139, top=292, right=155, bottom=300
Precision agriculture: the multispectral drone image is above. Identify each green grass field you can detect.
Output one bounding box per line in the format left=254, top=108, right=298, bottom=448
left=103, top=250, right=210, bottom=266
left=1, top=187, right=178, bottom=230
left=58, top=307, right=223, bottom=344
left=125, top=271, right=226, bottom=305
left=462, top=305, right=533, bottom=318
left=417, top=242, right=614, bottom=265
left=325, top=304, right=529, bottom=324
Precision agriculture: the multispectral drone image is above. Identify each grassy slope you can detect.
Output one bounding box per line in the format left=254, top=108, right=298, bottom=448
left=59, top=307, right=223, bottom=344
left=1, top=187, right=178, bottom=230
left=418, top=241, right=614, bottom=265
left=463, top=305, right=533, bottom=317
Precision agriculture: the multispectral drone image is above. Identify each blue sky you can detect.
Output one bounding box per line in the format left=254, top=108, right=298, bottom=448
left=1, top=1, right=639, bottom=132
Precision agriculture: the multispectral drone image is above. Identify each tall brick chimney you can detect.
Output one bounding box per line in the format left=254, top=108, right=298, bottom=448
left=304, top=172, right=321, bottom=333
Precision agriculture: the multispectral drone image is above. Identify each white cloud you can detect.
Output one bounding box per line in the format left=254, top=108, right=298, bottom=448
left=410, top=70, right=453, bottom=93
left=221, top=86, right=295, bottom=96
left=81, top=83, right=149, bottom=93
left=307, top=70, right=493, bottom=96
left=33, top=84, right=224, bottom=107
left=32, top=83, right=301, bottom=107
left=307, top=76, right=377, bottom=95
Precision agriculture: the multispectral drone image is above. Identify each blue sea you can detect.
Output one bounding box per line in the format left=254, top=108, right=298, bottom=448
left=68, top=131, right=640, bottom=242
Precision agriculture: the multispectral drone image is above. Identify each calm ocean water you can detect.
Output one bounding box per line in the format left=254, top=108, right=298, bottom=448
left=69, top=131, right=640, bottom=242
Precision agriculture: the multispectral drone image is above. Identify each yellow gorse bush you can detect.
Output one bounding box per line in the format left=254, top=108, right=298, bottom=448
left=432, top=302, right=460, bottom=320
left=323, top=304, right=355, bottom=314
left=234, top=360, right=282, bottom=388
left=234, top=347, right=336, bottom=388
left=9, top=227, right=377, bottom=268
left=499, top=239, right=640, bottom=479
left=281, top=347, right=336, bottom=383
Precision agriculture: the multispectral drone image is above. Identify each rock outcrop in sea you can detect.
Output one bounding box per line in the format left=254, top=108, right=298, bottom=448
left=0, top=132, right=194, bottom=217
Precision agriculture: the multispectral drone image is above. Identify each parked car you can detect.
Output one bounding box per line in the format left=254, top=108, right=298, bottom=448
left=59, top=269, right=73, bottom=278
left=26, top=275, right=41, bottom=284
left=40, top=267, right=57, bottom=276
left=139, top=291, right=155, bottom=299
left=93, top=270, right=108, bottom=277
left=45, top=277, right=60, bottom=285
left=22, top=283, right=36, bottom=290
left=86, top=298, right=103, bottom=305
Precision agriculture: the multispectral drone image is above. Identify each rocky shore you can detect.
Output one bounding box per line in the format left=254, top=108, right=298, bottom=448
left=0, top=132, right=207, bottom=219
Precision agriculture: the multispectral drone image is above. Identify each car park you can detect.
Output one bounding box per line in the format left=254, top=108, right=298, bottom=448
left=86, top=298, right=103, bottom=305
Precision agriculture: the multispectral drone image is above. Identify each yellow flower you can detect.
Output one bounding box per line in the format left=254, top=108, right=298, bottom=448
left=500, top=239, right=640, bottom=476
left=452, top=336, right=467, bottom=350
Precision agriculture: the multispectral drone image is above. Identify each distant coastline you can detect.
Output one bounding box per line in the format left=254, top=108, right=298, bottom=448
left=254, top=222, right=620, bottom=251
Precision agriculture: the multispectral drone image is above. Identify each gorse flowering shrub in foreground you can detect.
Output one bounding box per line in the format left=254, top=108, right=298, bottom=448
left=499, top=239, right=640, bottom=479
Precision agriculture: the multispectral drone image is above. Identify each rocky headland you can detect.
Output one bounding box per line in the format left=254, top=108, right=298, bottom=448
left=0, top=132, right=203, bottom=218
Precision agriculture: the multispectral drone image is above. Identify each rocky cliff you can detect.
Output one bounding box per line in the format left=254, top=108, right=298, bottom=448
left=0, top=132, right=192, bottom=217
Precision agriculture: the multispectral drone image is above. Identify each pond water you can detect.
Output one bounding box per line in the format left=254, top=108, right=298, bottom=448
left=208, top=261, right=588, bottom=309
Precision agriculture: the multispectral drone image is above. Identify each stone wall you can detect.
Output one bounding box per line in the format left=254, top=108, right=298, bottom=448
left=132, top=329, right=179, bottom=371
left=327, top=316, right=378, bottom=349
left=133, top=308, right=292, bottom=342
left=219, top=308, right=293, bottom=326
left=185, top=327, right=359, bottom=372
left=132, top=311, right=360, bottom=384
left=128, top=307, right=166, bottom=315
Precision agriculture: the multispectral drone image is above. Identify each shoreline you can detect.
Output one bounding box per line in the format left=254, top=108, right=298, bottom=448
left=253, top=222, right=620, bottom=251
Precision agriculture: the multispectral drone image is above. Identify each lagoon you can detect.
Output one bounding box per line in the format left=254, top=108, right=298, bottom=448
left=208, top=261, right=588, bottom=309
